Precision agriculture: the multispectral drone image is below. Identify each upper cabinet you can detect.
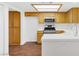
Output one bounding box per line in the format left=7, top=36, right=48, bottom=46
left=66, top=9, right=73, bottom=23
left=78, top=9, right=79, bottom=23
left=9, top=11, right=20, bottom=27
left=38, top=13, right=56, bottom=24
left=56, top=13, right=67, bottom=23
left=25, top=12, right=67, bottom=24
left=25, top=8, right=79, bottom=24
left=38, top=12, right=67, bottom=23
left=72, top=8, right=78, bottom=23
left=9, top=11, right=14, bottom=27
left=67, top=8, right=79, bottom=23
left=25, top=12, right=39, bottom=16
left=14, top=12, right=20, bottom=27
left=9, top=11, right=20, bottom=45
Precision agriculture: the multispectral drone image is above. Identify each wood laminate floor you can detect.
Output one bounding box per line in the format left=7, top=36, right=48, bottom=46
left=9, top=42, right=41, bottom=56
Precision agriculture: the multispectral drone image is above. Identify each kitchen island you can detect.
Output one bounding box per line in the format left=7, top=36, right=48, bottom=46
left=42, top=29, right=79, bottom=56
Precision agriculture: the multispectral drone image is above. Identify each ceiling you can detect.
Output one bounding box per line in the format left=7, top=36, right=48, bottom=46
left=5, top=2, right=79, bottom=12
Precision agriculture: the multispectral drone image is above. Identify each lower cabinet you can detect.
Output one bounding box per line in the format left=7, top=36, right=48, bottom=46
left=37, top=31, right=43, bottom=44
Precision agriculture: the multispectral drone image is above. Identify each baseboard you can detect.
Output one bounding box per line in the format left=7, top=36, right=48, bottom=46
left=0, top=53, right=9, bottom=56
left=21, top=41, right=37, bottom=45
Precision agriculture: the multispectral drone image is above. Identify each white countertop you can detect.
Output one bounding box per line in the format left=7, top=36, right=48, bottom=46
left=42, top=29, right=79, bottom=42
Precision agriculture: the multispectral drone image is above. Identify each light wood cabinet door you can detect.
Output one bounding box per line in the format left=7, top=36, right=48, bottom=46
left=13, top=28, right=20, bottom=45
left=66, top=8, right=79, bottom=23
left=56, top=13, right=67, bottom=23
left=9, top=28, right=14, bottom=45
left=37, top=31, right=43, bottom=44
left=9, top=12, right=14, bottom=27
left=68, top=9, right=73, bottom=23
left=78, top=9, right=79, bottom=23
left=9, top=11, right=20, bottom=45
left=9, top=28, right=20, bottom=45
left=25, top=12, right=39, bottom=16
left=72, top=8, right=78, bottom=23
left=38, top=13, right=56, bottom=24
left=14, top=12, right=20, bottom=27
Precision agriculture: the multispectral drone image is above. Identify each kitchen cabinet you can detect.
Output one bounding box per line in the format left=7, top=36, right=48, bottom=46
left=14, top=12, right=20, bottom=27
left=25, top=12, right=67, bottom=24
left=9, top=12, right=14, bottom=27
left=25, top=8, right=79, bottom=23
left=38, top=13, right=56, bottom=24
left=56, top=13, right=67, bottom=23
left=38, top=12, right=67, bottom=23
left=67, top=8, right=79, bottom=23
left=9, top=28, right=14, bottom=45
left=13, top=28, right=20, bottom=45
left=25, top=12, right=39, bottom=16
left=9, top=28, right=20, bottom=45
left=66, top=9, right=73, bottom=23
left=9, top=11, right=20, bottom=45
left=37, top=31, right=43, bottom=44
left=77, top=8, right=79, bottom=23
left=72, top=8, right=78, bottom=23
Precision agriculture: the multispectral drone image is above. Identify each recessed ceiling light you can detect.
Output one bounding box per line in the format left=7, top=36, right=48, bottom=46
left=32, top=4, right=62, bottom=12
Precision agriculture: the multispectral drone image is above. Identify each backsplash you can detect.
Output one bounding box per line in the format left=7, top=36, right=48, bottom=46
left=38, top=23, right=79, bottom=30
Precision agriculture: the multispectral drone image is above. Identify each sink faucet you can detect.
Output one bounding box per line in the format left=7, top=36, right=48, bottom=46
left=74, top=23, right=78, bottom=36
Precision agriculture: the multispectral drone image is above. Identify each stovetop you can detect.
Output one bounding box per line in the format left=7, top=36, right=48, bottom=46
left=44, top=27, right=56, bottom=31
left=43, top=27, right=56, bottom=33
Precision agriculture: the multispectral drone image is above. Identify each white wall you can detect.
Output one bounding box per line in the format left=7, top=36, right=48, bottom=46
left=21, top=11, right=25, bottom=45
left=0, top=4, right=9, bottom=55
left=0, top=5, right=4, bottom=55
left=21, top=13, right=38, bottom=45
left=3, top=5, right=9, bottom=55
